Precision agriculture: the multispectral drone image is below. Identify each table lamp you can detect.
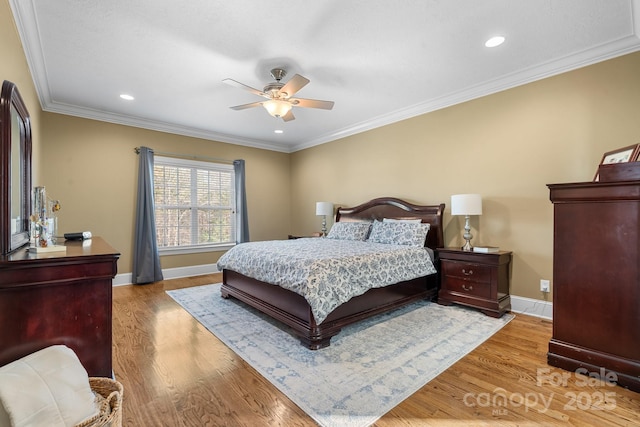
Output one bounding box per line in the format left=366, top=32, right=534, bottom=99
left=315, top=202, right=333, bottom=237
left=451, top=194, right=482, bottom=251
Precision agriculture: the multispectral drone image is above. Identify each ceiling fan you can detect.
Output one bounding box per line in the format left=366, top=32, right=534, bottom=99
left=223, top=68, right=334, bottom=122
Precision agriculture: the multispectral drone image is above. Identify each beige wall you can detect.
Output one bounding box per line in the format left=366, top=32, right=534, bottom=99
left=39, top=113, right=291, bottom=271
left=291, top=52, right=640, bottom=300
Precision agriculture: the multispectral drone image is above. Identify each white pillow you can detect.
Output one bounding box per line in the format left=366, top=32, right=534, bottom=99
left=0, top=345, right=98, bottom=427
left=368, top=221, right=430, bottom=247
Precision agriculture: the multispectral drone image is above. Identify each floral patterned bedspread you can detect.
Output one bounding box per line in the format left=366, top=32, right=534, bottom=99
left=216, top=238, right=437, bottom=324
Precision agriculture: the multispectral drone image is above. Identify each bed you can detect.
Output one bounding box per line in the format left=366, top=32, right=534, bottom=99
left=218, top=197, right=445, bottom=349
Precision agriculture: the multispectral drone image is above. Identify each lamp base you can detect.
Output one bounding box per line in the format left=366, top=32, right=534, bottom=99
left=461, top=215, right=473, bottom=251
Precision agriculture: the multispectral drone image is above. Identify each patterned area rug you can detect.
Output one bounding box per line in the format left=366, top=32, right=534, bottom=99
left=167, top=284, right=514, bottom=427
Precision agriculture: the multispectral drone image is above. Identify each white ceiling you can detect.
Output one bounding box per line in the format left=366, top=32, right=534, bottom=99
left=10, top=0, right=640, bottom=153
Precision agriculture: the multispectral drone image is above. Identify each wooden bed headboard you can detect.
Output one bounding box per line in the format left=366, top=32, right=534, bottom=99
left=334, top=197, right=445, bottom=250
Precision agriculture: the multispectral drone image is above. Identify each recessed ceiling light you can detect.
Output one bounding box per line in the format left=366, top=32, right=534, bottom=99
left=119, top=94, right=134, bottom=101
left=274, top=129, right=284, bottom=134
left=485, top=36, right=505, bottom=48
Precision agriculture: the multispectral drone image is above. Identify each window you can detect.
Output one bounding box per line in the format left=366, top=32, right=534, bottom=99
left=153, top=156, right=235, bottom=254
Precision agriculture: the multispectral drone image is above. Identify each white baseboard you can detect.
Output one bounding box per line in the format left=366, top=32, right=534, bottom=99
left=113, top=268, right=553, bottom=321
left=510, top=295, right=553, bottom=320
left=113, top=263, right=220, bottom=286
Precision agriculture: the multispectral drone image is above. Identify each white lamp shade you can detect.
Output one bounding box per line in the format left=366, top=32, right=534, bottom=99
left=316, top=201, right=333, bottom=216
left=263, top=99, right=292, bottom=118
left=451, top=194, right=482, bottom=216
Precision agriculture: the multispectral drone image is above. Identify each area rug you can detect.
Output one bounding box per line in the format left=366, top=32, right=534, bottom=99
left=167, top=284, right=513, bottom=427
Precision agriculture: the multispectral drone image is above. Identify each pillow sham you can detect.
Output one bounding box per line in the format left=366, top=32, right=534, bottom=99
left=367, top=220, right=430, bottom=247
left=382, top=218, right=422, bottom=223
left=326, top=221, right=372, bottom=241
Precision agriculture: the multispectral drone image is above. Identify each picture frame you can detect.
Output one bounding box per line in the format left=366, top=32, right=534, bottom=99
left=599, top=144, right=640, bottom=165
left=594, top=143, right=640, bottom=181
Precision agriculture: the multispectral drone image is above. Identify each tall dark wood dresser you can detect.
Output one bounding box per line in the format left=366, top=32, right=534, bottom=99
left=548, top=181, right=640, bottom=392
left=0, top=237, right=119, bottom=377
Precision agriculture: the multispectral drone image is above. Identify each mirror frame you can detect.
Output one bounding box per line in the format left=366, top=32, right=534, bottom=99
left=1, top=80, right=32, bottom=255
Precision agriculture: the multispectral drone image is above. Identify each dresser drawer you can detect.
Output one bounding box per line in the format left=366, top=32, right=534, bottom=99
left=443, top=276, right=492, bottom=299
left=441, top=260, right=491, bottom=283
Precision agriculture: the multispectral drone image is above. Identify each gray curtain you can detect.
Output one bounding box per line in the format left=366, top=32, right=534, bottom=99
left=132, top=147, right=163, bottom=284
left=233, top=159, right=250, bottom=243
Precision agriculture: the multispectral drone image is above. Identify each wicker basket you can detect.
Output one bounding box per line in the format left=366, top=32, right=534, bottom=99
left=74, top=377, right=123, bottom=427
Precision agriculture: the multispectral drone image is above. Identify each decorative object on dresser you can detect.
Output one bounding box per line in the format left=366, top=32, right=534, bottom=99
left=548, top=181, right=640, bottom=392
left=438, top=248, right=512, bottom=318
left=450, top=194, right=482, bottom=251
left=64, top=231, right=93, bottom=241
left=315, top=201, right=333, bottom=237
left=593, top=143, right=640, bottom=181
left=29, top=186, right=64, bottom=251
left=599, top=143, right=640, bottom=164
left=218, top=197, right=445, bottom=349
left=0, top=237, right=120, bottom=377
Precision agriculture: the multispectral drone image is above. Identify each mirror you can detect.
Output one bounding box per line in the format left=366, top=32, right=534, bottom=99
left=1, top=80, right=32, bottom=255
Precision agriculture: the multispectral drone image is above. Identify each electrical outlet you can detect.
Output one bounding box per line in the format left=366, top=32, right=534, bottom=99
left=540, top=279, right=550, bottom=293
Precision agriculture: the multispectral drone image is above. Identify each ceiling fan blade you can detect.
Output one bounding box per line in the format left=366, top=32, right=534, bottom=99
left=280, top=74, right=310, bottom=98
left=281, top=110, right=295, bottom=122
left=222, top=78, right=268, bottom=98
left=291, top=98, right=334, bottom=110
left=229, top=101, right=263, bottom=111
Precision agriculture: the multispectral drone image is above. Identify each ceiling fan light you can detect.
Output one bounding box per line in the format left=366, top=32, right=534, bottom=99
left=263, top=99, right=292, bottom=118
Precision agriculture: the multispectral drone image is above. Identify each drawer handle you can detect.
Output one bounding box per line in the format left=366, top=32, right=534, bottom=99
left=462, top=269, right=474, bottom=276
left=462, top=284, right=473, bottom=291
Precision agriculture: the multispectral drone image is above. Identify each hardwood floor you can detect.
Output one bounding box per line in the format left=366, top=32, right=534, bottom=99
left=112, top=274, right=640, bottom=426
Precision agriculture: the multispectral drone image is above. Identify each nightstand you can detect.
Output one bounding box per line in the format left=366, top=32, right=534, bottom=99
left=437, top=248, right=512, bottom=318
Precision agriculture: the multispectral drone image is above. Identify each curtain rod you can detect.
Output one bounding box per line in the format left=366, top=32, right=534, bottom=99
left=134, top=147, right=234, bottom=165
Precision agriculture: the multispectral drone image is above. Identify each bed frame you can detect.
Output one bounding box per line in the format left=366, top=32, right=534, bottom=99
left=220, top=197, right=445, bottom=349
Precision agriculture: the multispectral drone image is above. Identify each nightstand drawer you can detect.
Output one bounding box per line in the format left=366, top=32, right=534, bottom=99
left=441, top=261, right=491, bottom=283
left=444, top=277, right=492, bottom=299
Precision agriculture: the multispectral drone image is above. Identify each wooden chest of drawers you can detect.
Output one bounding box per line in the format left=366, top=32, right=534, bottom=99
left=0, top=237, right=119, bottom=377
left=437, top=248, right=512, bottom=318
left=548, top=181, right=640, bottom=392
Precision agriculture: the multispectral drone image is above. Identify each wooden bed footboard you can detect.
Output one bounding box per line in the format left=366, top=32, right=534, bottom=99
left=221, top=269, right=439, bottom=349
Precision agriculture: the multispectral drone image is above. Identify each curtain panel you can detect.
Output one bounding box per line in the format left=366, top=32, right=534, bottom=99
left=233, top=159, right=250, bottom=244
left=132, top=146, right=163, bottom=284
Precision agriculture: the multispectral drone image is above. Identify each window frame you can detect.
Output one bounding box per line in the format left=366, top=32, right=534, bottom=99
left=153, top=155, right=236, bottom=255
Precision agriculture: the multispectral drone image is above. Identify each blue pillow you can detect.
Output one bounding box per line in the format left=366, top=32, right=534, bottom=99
left=367, top=221, right=430, bottom=247
left=326, top=222, right=372, bottom=241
